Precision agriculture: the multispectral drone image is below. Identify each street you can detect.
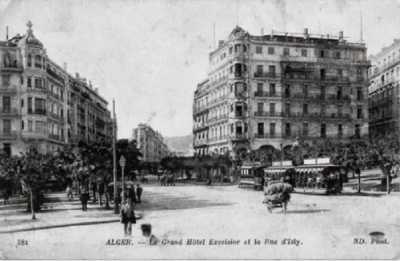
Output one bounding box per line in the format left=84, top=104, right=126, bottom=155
left=0, top=184, right=399, bottom=259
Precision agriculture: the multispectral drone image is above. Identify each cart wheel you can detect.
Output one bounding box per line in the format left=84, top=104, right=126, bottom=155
left=267, top=206, right=272, bottom=213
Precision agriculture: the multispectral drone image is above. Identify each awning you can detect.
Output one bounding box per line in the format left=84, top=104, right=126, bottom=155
left=295, top=167, right=323, bottom=173
left=264, top=168, right=287, bottom=174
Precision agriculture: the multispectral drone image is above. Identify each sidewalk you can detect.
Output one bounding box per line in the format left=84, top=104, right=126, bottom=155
left=0, top=192, right=137, bottom=234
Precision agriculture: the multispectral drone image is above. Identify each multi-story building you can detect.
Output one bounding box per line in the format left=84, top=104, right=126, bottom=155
left=368, top=39, right=400, bottom=137
left=0, top=21, right=112, bottom=156
left=193, top=26, right=369, bottom=159
left=132, top=123, right=170, bottom=163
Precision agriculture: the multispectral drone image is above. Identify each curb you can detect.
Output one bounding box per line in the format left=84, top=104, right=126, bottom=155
left=0, top=214, right=143, bottom=234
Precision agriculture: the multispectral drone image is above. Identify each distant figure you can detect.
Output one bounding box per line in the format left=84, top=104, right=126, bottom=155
left=136, top=184, right=143, bottom=203
left=80, top=189, right=89, bottom=211
left=98, top=183, right=104, bottom=206
left=120, top=199, right=136, bottom=236
left=91, top=182, right=97, bottom=203
left=66, top=185, right=73, bottom=201
left=3, top=189, right=11, bottom=205
left=141, top=223, right=159, bottom=245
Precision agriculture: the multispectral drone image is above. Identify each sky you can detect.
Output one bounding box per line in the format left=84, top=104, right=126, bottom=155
left=0, top=0, right=400, bottom=138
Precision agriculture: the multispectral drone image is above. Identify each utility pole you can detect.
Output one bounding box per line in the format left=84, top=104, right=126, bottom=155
left=119, top=155, right=126, bottom=203
left=112, top=99, right=118, bottom=214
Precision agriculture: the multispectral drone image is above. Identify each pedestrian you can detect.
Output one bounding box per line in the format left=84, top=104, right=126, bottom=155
left=3, top=189, right=10, bottom=205
left=66, top=185, right=73, bottom=201
left=136, top=184, right=143, bottom=203
left=141, top=223, right=159, bottom=245
left=127, top=185, right=137, bottom=203
left=120, top=199, right=136, bottom=236
left=98, top=183, right=104, bottom=206
left=91, top=182, right=97, bottom=203
left=80, top=189, right=89, bottom=211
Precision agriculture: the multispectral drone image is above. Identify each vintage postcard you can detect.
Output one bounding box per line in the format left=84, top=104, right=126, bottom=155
left=0, top=0, right=399, bottom=260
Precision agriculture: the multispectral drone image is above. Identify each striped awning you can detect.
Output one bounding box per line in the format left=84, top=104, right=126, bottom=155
left=264, top=168, right=287, bottom=174
left=295, top=167, right=323, bottom=173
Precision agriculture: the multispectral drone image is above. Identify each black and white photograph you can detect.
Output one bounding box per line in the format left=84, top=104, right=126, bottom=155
left=0, top=0, right=399, bottom=259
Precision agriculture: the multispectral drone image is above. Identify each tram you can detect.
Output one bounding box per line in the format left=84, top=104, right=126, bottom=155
left=239, top=162, right=266, bottom=190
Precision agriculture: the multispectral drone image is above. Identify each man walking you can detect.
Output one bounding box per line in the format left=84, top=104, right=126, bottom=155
left=136, top=184, right=143, bottom=203
left=80, top=188, right=89, bottom=211
left=120, top=199, right=136, bottom=236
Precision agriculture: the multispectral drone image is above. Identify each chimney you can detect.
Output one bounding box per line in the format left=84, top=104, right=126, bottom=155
left=63, top=62, right=67, bottom=71
left=89, top=80, right=92, bottom=88
left=304, top=28, right=309, bottom=39
left=339, top=31, right=344, bottom=41
left=6, top=26, right=8, bottom=40
left=261, top=27, right=264, bottom=35
left=75, top=72, right=80, bottom=79
left=95, top=88, right=98, bottom=93
left=218, top=40, right=224, bottom=47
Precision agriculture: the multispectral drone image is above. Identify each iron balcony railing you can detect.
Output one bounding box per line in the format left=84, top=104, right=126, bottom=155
left=253, top=72, right=279, bottom=78
left=0, top=130, right=18, bottom=140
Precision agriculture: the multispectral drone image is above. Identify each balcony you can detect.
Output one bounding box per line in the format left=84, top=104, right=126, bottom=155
left=0, top=85, right=18, bottom=94
left=284, top=112, right=352, bottom=121
left=254, top=91, right=280, bottom=98
left=0, top=108, right=19, bottom=116
left=254, top=133, right=280, bottom=139
left=253, top=72, right=279, bottom=78
left=0, top=130, right=18, bottom=140
left=254, top=111, right=283, bottom=117
left=230, top=133, right=248, bottom=141
left=28, top=109, right=47, bottom=116
left=0, top=64, right=23, bottom=73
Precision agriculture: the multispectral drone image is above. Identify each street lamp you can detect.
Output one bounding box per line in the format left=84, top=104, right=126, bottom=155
left=119, top=155, right=126, bottom=203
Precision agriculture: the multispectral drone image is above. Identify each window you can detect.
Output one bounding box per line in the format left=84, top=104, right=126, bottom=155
left=257, top=122, right=264, bottom=135
left=34, top=55, right=42, bottom=68
left=257, top=102, right=263, bottom=112
left=338, top=124, right=343, bottom=137
left=269, top=103, right=275, bottom=114
left=285, top=102, right=290, bottom=115
left=28, top=97, right=32, bottom=113
left=268, top=65, right=276, bottom=75
left=229, top=47, right=233, bottom=54
left=3, top=119, right=11, bottom=134
left=320, top=69, right=326, bottom=79
left=257, top=83, right=263, bottom=93
left=303, top=122, right=308, bottom=136
left=320, top=50, right=325, bottom=58
left=335, top=51, right=341, bottom=59
left=303, top=85, right=308, bottom=97
left=285, top=123, right=291, bottom=137
left=321, top=123, right=326, bottom=137
left=21, top=120, right=24, bottom=130
left=357, top=106, right=363, bottom=119
left=301, top=49, right=307, bottom=57
left=320, top=85, right=325, bottom=99
left=27, top=77, right=32, bottom=88
left=357, top=87, right=363, bottom=101
left=256, top=46, right=263, bottom=54
left=268, top=47, right=275, bottom=55
left=2, top=96, right=11, bottom=113
left=21, top=99, right=24, bottom=108
left=3, top=143, right=11, bottom=157
left=35, top=121, right=46, bottom=134
left=236, top=124, right=243, bottom=135
left=337, top=86, right=343, bottom=99
left=34, top=98, right=46, bottom=114
left=284, top=84, right=290, bottom=98
left=269, top=83, right=276, bottom=95
left=355, top=124, right=361, bottom=138
left=256, top=65, right=263, bottom=74
left=34, top=78, right=43, bottom=89
left=303, top=103, right=308, bottom=115
left=269, top=123, right=276, bottom=137
left=27, top=54, right=32, bottom=67
left=2, top=75, right=10, bottom=86
left=337, top=69, right=343, bottom=78
left=283, top=47, right=290, bottom=56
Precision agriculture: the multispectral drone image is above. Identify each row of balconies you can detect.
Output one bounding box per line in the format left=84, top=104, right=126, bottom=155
left=0, top=108, right=19, bottom=116
left=253, top=111, right=355, bottom=121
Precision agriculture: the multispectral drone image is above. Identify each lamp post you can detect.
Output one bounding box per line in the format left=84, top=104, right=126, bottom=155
left=280, top=143, right=283, bottom=166
left=119, top=155, right=126, bottom=203
left=112, top=99, right=118, bottom=214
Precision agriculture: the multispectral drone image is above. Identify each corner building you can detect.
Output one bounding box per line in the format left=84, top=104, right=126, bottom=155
left=193, top=26, right=369, bottom=159
left=0, top=22, right=112, bottom=156
left=368, top=39, right=400, bottom=137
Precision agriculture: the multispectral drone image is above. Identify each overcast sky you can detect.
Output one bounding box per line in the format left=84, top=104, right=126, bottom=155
left=0, top=0, right=399, bottom=138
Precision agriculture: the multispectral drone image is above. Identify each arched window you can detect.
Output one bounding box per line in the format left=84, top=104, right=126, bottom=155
left=27, top=54, right=32, bottom=67
left=34, top=55, right=42, bottom=68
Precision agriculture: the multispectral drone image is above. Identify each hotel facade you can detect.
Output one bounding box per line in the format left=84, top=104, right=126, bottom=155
left=193, top=26, right=369, bottom=159
left=0, top=22, right=112, bottom=156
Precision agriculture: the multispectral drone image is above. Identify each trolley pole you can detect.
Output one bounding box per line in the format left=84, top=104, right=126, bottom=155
left=280, top=143, right=283, bottom=166
left=112, top=99, right=118, bottom=214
